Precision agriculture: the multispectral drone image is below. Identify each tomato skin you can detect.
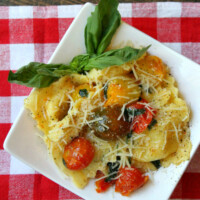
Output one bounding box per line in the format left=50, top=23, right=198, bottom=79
left=63, top=137, right=95, bottom=170
left=115, top=167, right=149, bottom=196
left=95, top=171, right=113, bottom=193
left=128, top=99, right=156, bottom=134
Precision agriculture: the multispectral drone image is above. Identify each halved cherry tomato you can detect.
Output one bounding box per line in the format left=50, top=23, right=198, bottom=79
left=127, top=99, right=156, bottom=134
left=95, top=171, right=113, bottom=193
left=115, top=167, right=149, bottom=196
left=63, top=137, right=95, bottom=170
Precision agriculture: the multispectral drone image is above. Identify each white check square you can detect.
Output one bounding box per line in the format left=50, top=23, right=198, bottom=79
left=10, top=44, right=34, bottom=70
left=9, top=6, right=33, bottom=19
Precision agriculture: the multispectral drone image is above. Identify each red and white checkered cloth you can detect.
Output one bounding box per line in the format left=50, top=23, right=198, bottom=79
left=0, top=3, right=200, bottom=200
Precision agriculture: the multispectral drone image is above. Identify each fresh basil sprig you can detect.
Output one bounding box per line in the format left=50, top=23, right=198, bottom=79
left=8, top=46, right=150, bottom=88
left=8, top=0, right=151, bottom=88
left=85, top=0, right=121, bottom=55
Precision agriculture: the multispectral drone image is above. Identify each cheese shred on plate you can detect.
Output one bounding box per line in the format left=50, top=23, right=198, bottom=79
left=24, top=49, right=192, bottom=191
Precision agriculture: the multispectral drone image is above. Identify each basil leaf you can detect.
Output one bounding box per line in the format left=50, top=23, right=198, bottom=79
left=104, top=83, right=108, bottom=99
left=84, top=46, right=150, bottom=71
left=62, top=158, right=67, bottom=167
left=148, top=118, right=157, bottom=130
left=151, top=160, right=161, bottom=169
left=8, top=46, right=150, bottom=88
left=124, top=108, right=134, bottom=122
left=85, top=0, right=121, bottom=55
left=124, top=107, right=146, bottom=122
left=79, top=89, right=88, bottom=97
left=69, top=54, right=91, bottom=72
left=105, top=161, right=120, bottom=182
left=134, top=108, right=145, bottom=116
left=8, top=62, right=62, bottom=88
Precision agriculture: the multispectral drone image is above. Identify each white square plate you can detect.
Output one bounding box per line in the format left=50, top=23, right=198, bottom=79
left=4, top=3, right=200, bottom=200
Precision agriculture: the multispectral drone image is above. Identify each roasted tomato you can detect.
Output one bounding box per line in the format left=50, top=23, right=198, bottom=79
left=127, top=99, right=156, bottom=134
left=136, top=55, right=166, bottom=81
left=63, top=137, right=95, bottom=170
left=95, top=171, right=113, bottom=193
left=115, top=167, right=149, bottom=196
left=104, top=78, right=140, bottom=107
left=90, top=106, right=131, bottom=140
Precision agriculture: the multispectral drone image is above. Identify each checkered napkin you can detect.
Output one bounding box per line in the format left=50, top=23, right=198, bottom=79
left=0, top=3, right=200, bottom=200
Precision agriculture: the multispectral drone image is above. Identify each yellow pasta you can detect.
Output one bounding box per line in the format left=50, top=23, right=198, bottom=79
left=24, top=52, right=191, bottom=190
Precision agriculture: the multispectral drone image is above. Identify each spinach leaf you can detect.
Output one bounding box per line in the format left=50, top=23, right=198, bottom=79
left=151, top=160, right=161, bottom=169
left=79, top=89, right=88, bottom=97
left=105, top=161, right=120, bottom=182
left=85, top=0, right=121, bottom=55
left=148, top=118, right=157, bottom=130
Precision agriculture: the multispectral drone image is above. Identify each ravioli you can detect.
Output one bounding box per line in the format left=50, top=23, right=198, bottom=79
left=24, top=52, right=191, bottom=189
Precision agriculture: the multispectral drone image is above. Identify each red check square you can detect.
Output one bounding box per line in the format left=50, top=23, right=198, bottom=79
left=0, top=175, right=9, bottom=200
left=34, top=174, right=59, bottom=200
left=9, top=19, right=33, bottom=44
left=121, top=17, right=133, bottom=26
left=33, top=18, right=59, bottom=43
left=0, top=20, right=9, bottom=44
left=182, top=173, right=200, bottom=198
left=0, top=123, right=11, bottom=149
left=181, top=18, right=200, bottom=42
left=0, top=71, right=11, bottom=96
left=131, top=18, right=157, bottom=39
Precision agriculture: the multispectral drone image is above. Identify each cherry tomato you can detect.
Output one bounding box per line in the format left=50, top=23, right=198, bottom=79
left=95, top=171, right=113, bottom=193
left=128, top=99, right=156, bottom=134
left=63, top=137, right=95, bottom=170
left=115, top=167, right=149, bottom=196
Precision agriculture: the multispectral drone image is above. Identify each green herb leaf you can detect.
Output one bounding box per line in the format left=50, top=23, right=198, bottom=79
left=104, top=83, right=108, bottom=99
left=79, top=89, right=88, bottom=97
left=134, top=108, right=145, bottom=116
left=62, top=158, right=67, bottom=167
left=126, top=131, right=133, bottom=143
left=84, top=46, right=150, bottom=71
left=148, top=118, right=157, bottom=130
left=8, top=62, right=63, bottom=88
left=128, top=156, right=132, bottom=165
left=124, top=107, right=146, bottom=122
left=8, top=46, right=150, bottom=88
left=126, top=132, right=132, bottom=139
left=85, top=0, right=121, bottom=55
left=151, top=160, right=161, bottom=169
left=105, top=161, right=120, bottom=182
